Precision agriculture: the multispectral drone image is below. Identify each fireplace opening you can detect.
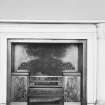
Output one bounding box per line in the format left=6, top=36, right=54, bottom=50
left=7, top=39, right=87, bottom=105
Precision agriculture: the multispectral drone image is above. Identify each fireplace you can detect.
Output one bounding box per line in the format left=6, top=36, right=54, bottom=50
left=7, top=39, right=87, bottom=105
left=0, top=23, right=98, bottom=105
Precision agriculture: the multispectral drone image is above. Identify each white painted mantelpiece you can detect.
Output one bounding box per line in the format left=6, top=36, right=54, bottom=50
left=0, top=21, right=105, bottom=105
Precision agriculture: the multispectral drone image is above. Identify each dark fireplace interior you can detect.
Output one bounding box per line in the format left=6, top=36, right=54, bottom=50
left=7, top=39, right=86, bottom=105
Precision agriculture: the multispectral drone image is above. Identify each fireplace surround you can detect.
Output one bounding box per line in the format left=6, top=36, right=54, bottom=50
left=0, top=21, right=105, bottom=105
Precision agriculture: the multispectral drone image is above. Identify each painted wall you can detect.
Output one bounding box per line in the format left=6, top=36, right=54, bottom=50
left=0, top=0, right=105, bottom=20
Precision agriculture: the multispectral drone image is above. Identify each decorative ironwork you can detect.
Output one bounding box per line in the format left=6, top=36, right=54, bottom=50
left=64, top=76, right=81, bottom=102
left=11, top=76, right=27, bottom=101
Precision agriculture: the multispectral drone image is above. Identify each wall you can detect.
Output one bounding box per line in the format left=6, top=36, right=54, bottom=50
left=0, top=0, right=105, bottom=20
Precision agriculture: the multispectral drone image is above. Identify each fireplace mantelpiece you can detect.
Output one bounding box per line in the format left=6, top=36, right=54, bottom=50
left=0, top=21, right=105, bottom=105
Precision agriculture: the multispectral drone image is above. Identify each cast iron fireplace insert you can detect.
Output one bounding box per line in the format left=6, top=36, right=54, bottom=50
left=7, top=39, right=87, bottom=105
